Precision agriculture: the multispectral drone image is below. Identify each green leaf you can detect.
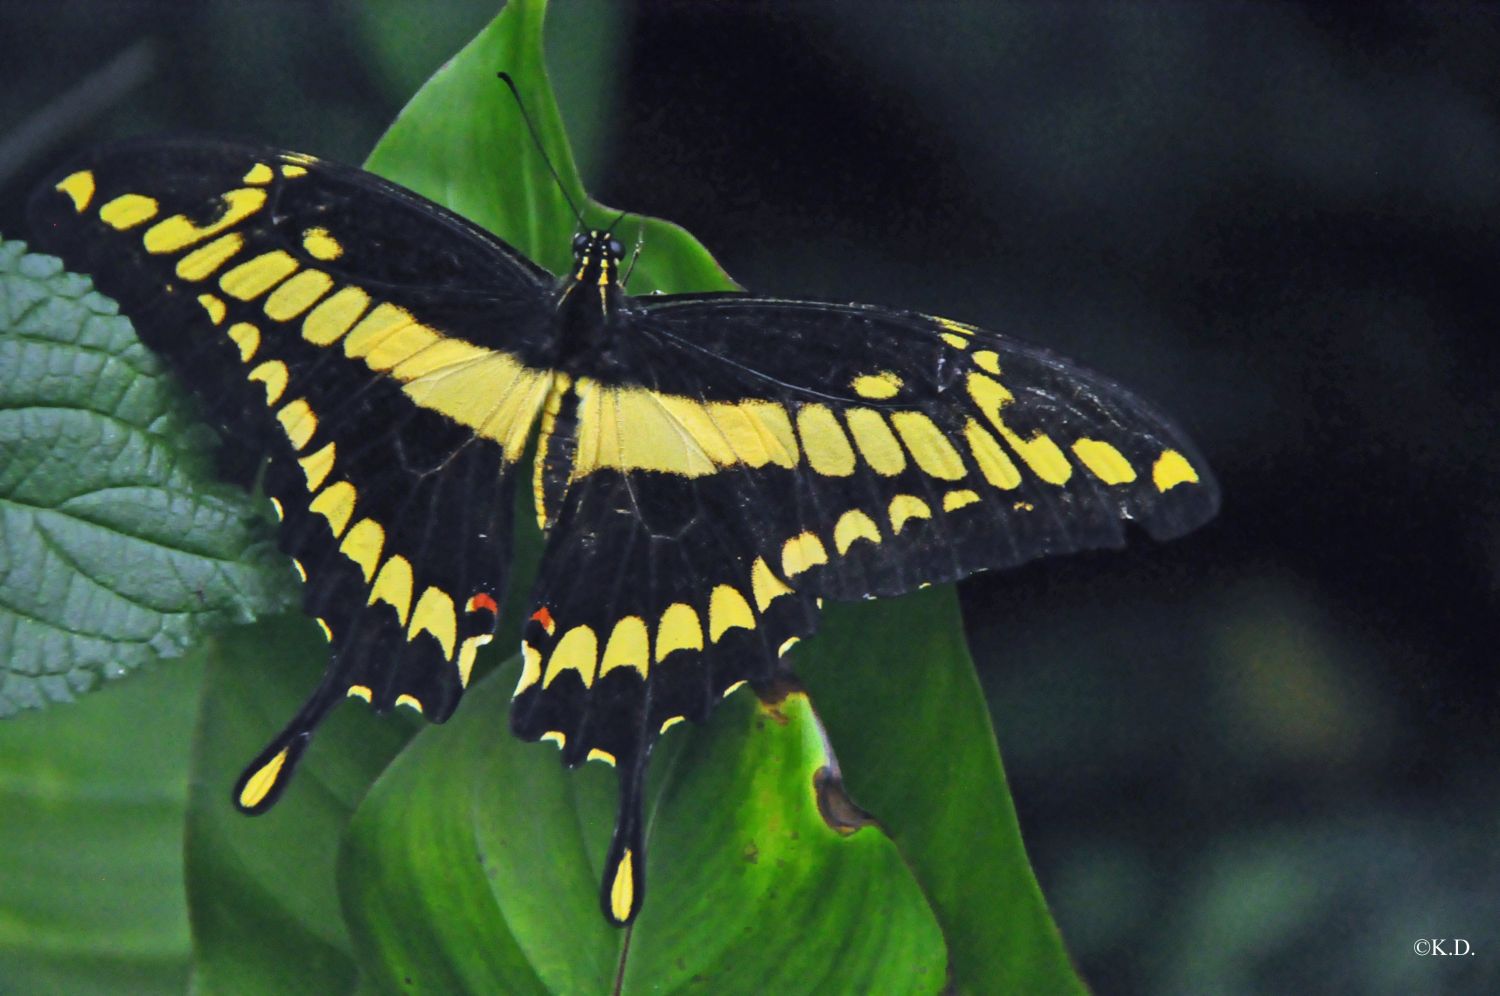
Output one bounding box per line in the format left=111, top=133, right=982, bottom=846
left=0, top=654, right=201, bottom=993
left=0, top=240, right=296, bottom=715
left=806, top=590, right=1088, bottom=994
left=341, top=657, right=947, bottom=994
left=183, top=617, right=420, bottom=993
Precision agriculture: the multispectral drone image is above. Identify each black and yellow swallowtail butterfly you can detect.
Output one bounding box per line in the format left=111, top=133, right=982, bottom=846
left=28, top=139, right=1217, bottom=925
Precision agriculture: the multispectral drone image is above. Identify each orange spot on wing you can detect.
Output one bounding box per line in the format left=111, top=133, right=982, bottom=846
left=529, top=606, right=556, bottom=635
left=468, top=592, right=500, bottom=615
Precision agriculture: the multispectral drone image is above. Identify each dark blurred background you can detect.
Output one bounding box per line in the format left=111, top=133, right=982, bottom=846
left=2, top=2, right=1496, bottom=992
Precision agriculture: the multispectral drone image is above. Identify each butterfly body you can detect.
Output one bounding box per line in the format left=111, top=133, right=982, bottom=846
left=28, top=140, right=1218, bottom=925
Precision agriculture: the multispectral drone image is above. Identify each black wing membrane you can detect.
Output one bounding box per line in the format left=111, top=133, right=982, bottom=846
left=512, top=295, right=1219, bottom=923
left=28, top=140, right=559, bottom=810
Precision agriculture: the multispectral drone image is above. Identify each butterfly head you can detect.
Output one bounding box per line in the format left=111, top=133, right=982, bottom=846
left=571, top=229, right=624, bottom=285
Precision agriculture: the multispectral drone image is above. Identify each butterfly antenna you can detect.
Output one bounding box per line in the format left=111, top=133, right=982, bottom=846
left=622, top=218, right=647, bottom=289
left=496, top=71, right=586, bottom=229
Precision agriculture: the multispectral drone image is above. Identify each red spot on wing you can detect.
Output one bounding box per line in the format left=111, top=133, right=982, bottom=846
left=529, top=606, right=556, bottom=635
left=467, top=592, right=500, bottom=615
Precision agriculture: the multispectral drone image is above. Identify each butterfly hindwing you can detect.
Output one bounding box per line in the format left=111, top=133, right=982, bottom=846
left=27, top=140, right=561, bottom=808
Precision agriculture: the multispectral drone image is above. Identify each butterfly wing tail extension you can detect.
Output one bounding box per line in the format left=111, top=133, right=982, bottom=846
left=602, top=748, right=649, bottom=926
left=232, top=675, right=344, bottom=814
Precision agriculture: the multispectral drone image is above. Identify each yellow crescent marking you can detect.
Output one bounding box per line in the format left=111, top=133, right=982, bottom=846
left=541, top=731, right=566, bottom=748
left=1152, top=449, right=1199, bottom=492
left=368, top=555, right=414, bottom=625
left=196, top=293, right=226, bottom=325
left=308, top=481, right=356, bottom=538
left=1072, top=438, right=1136, bottom=485
left=544, top=625, right=599, bottom=688
left=833, top=509, right=882, bottom=554
left=656, top=604, right=704, bottom=662
left=889, top=494, right=932, bottom=534
left=238, top=748, right=289, bottom=809
left=659, top=716, right=685, bottom=734
left=315, top=618, right=333, bottom=642
left=298, top=442, right=336, bottom=492
left=708, top=585, right=754, bottom=642
left=408, top=586, right=457, bottom=660
left=456, top=634, right=492, bottom=688
left=722, top=679, right=747, bottom=698
left=600, top=615, right=649, bottom=678
left=781, top=532, right=829, bottom=578
left=226, top=321, right=260, bottom=362
left=55, top=170, right=94, bottom=211
left=778, top=637, right=800, bottom=657
left=587, top=749, right=617, bottom=767
left=516, top=642, right=544, bottom=695
left=395, top=694, right=423, bottom=714
left=338, top=517, right=385, bottom=581
left=144, top=188, right=266, bottom=254
left=268, top=496, right=284, bottom=521
left=751, top=557, right=794, bottom=611
left=275, top=398, right=317, bottom=450
left=247, top=360, right=288, bottom=405
left=291, top=559, right=307, bottom=583
left=943, top=488, right=981, bottom=511
left=347, top=685, right=373, bottom=702
left=98, top=193, right=158, bottom=230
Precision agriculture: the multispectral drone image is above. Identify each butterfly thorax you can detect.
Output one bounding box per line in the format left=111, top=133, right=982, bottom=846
left=551, top=229, right=626, bottom=374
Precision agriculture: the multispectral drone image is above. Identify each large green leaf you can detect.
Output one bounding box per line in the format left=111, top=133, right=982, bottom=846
left=0, top=653, right=201, bottom=993
left=0, top=241, right=295, bottom=715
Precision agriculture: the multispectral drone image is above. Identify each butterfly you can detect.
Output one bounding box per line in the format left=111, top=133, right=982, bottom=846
left=28, top=139, right=1218, bottom=925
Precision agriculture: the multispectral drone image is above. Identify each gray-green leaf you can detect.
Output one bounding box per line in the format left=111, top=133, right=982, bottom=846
left=0, top=239, right=296, bottom=715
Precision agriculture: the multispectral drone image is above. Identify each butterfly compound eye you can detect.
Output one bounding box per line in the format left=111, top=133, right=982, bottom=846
left=572, top=232, right=589, bottom=254
left=608, top=238, right=624, bottom=258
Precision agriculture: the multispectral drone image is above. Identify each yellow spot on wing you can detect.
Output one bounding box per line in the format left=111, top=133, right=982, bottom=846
left=145, top=188, right=266, bottom=254
left=197, top=293, right=226, bottom=325
left=601, top=616, right=649, bottom=677
left=1072, top=438, right=1137, bottom=485
left=264, top=269, right=334, bottom=321
left=943, top=488, right=981, bottom=511
left=940, top=332, right=970, bottom=349
left=301, top=226, right=342, bottom=260
left=609, top=849, right=636, bottom=923
left=55, top=170, right=94, bottom=211
left=408, top=586, right=457, bottom=659
left=656, top=603, right=704, bottom=662
left=178, top=233, right=246, bottom=282
left=248, top=360, right=288, bottom=405
left=309, top=480, right=356, bottom=538
left=302, top=286, right=371, bottom=345
left=967, top=372, right=1071, bottom=484
left=242, top=163, right=274, bottom=185
left=226, top=321, right=259, bottom=362
left=889, top=494, right=932, bottom=534
left=368, top=556, right=414, bottom=625
left=844, top=408, right=906, bottom=475
left=339, top=518, right=384, bottom=578
left=852, top=370, right=902, bottom=399
left=395, top=694, right=423, bottom=713
left=298, top=442, right=336, bottom=491
left=1152, top=449, right=1199, bottom=492
left=238, top=748, right=289, bottom=809
left=707, top=400, right=800, bottom=469
left=545, top=625, right=599, bottom=687
left=708, top=585, right=754, bottom=642
left=934, top=316, right=976, bottom=337
left=516, top=642, right=543, bottom=695
left=972, top=350, right=1001, bottom=375
left=275, top=398, right=317, bottom=450
left=281, top=164, right=308, bottom=178
left=964, top=419, right=1022, bottom=489
left=220, top=250, right=298, bottom=301
left=347, top=685, right=373, bottom=702
left=751, top=557, right=793, bottom=611
left=98, top=193, right=158, bottom=230
left=890, top=411, right=967, bottom=480
left=834, top=509, right=882, bottom=553
left=781, top=532, right=829, bottom=578
left=797, top=404, right=856, bottom=477
left=457, top=634, right=492, bottom=688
